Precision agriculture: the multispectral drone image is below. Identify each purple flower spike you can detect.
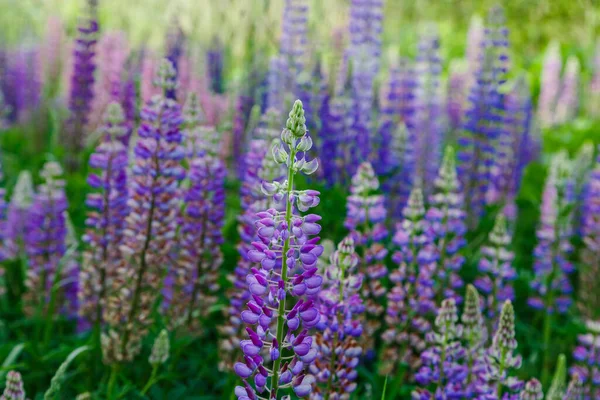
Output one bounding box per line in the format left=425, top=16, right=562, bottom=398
left=79, top=102, right=129, bottom=331
left=234, top=100, right=321, bottom=399
left=310, top=237, right=364, bottom=398
left=344, top=162, right=388, bottom=352
left=381, top=186, right=435, bottom=375
left=102, top=59, right=185, bottom=364
left=427, top=146, right=466, bottom=304
left=528, top=152, right=575, bottom=315
left=474, top=213, right=516, bottom=322
left=163, top=107, right=225, bottom=333
left=63, top=0, right=99, bottom=169
left=23, top=162, right=70, bottom=317
left=5, top=171, right=34, bottom=259
left=412, top=299, right=468, bottom=399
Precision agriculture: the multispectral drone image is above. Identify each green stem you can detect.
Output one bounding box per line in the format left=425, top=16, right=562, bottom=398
left=541, top=311, right=553, bottom=384
left=107, top=364, right=119, bottom=400
left=270, top=149, right=296, bottom=398
left=497, top=347, right=507, bottom=398
left=141, top=364, right=159, bottom=395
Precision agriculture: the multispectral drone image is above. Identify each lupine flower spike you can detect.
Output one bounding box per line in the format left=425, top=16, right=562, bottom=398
left=461, top=284, right=488, bottom=396
left=0, top=371, right=25, bottom=400
left=519, top=379, right=543, bottom=400
left=412, top=298, right=467, bottom=399
left=564, top=374, right=584, bottom=400
left=344, top=161, right=388, bottom=352
left=64, top=0, right=99, bottom=169
left=484, top=300, right=523, bottom=397
left=474, top=213, right=516, bottom=322
left=6, top=171, right=34, bottom=259
left=149, top=330, right=170, bottom=366
left=219, top=109, right=283, bottom=370
left=163, top=108, right=225, bottom=332
left=427, top=146, right=466, bottom=303
left=233, top=100, right=322, bottom=399
left=310, top=236, right=364, bottom=399
left=79, top=102, right=129, bottom=330
left=546, top=354, right=566, bottom=399
left=381, top=187, right=435, bottom=375
left=102, top=59, right=185, bottom=364
left=24, top=161, right=70, bottom=316
left=528, top=151, right=575, bottom=382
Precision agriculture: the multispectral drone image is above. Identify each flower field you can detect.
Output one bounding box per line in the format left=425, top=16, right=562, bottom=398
left=0, top=0, right=599, bottom=399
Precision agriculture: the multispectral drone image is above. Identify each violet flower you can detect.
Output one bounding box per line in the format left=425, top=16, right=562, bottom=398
left=344, top=162, right=388, bottom=353
left=5, top=171, right=34, bottom=259
left=489, top=77, right=536, bottom=220
left=0, top=371, right=25, bottom=400
left=564, top=373, right=585, bottom=400
left=457, top=5, right=510, bottom=228
left=78, top=102, right=129, bottom=330
left=219, top=111, right=283, bottom=371
left=570, top=321, right=600, bottom=399
left=102, top=59, right=185, bottom=364
left=537, top=42, right=562, bottom=129
left=414, top=26, right=444, bottom=194
left=64, top=0, right=99, bottom=168
left=519, top=379, right=543, bottom=400
left=554, top=56, right=580, bottom=125
left=23, top=162, right=73, bottom=317
left=578, top=155, right=600, bottom=323
left=310, top=236, right=364, bottom=399
left=381, top=187, right=435, bottom=376
left=427, top=146, right=466, bottom=304
left=483, top=300, right=523, bottom=398
left=474, top=213, right=516, bottom=322
left=412, top=298, right=468, bottom=399
left=233, top=100, right=322, bottom=399
left=528, top=152, right=575, bottom=315
left=163, top=122, right=225, bottom=332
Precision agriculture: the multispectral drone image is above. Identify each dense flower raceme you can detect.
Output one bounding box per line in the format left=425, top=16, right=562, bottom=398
left=102, top=59, right=185, bottom=364
left=78, top=102, right=129, bottom=330
left=219, top=109, right=283, bottom=370
left=309, top=236, right=364, bottom=399
left=381, top=187, right=435, bottom=376
left=0, top=371, right=26, bottom=400
left=89, top=31, right=130, bottom=131
left=426, top=146, right=466, bottom=304
left=554, top=56, right=580, bottom=125
left=163, top=111, right=225, bottom=332
left=412, top=298, right=468, bottom=399
left=1, top=47, right=41, bottom=125
left=64, top=0, right=99, bottom=163
left=23, top=161, right=73, bottom=316
left=474, top=213, right=516, bottom=322
left=458, top=5, right=510, bottom=228
left=5, top=170, right=35, bottom=259
left=537, top=41, right=562, bottom=129
left=411, top=290, right=527, bottom=399
left=528, top=151, right=575, bottom=315
left=482, top=300, right=524, bottom=398
left=519, top=379, right=543, bottom=400
left=489, top=77, right=536, bottom=219
left=413, top=26, right=444, bottom=194
left=347, top=0, right=384, bottom=165
left=571, top=321, right=600, bottom=399
left=233, top=100, right=322, bottom=399
left=344, top=162, right=388, bottom=352
left=578, top=154, right=600, bottom=324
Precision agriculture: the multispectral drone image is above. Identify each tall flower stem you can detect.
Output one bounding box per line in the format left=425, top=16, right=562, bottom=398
left=270, top=147, right=296, bottom=397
